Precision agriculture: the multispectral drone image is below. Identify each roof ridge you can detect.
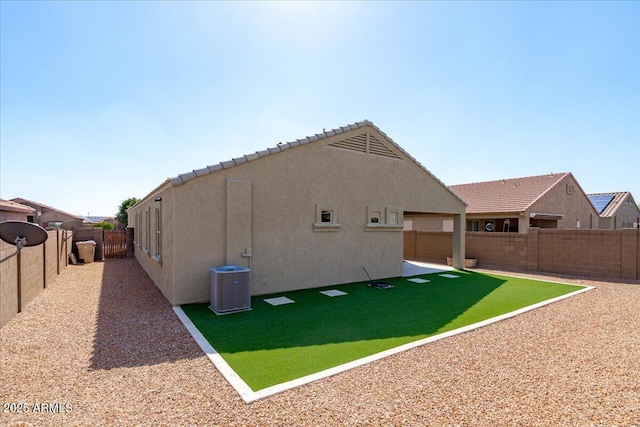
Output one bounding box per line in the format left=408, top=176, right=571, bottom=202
left=169, top=119, right=373, bottom=186
left=587, top=191, right=630, bottom=196
left=9, top=197, right=82, bottom=219
left=450, top=172, right=570, bottom=188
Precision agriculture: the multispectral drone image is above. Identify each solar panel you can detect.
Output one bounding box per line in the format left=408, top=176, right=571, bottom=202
left=589, top=194, right=615, bottom=214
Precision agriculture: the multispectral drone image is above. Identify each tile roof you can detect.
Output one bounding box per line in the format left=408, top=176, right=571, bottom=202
left=0, top=199, right=35, bottom=213
left=139, top=120, right=465, bottom=206
left=449, top=173, right=571, bottom=214
left=587, top=192, right=632, bottom=217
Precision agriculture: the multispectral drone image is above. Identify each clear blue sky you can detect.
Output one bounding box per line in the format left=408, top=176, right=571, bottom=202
left=1, top=1, right=638, bottom=217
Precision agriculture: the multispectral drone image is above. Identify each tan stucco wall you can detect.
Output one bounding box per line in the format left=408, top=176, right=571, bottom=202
left=39, top=211, right=80, bottom=228
left=528, top=174, right=599, bottom=230
left=0, top=211, right=30, bottom=222
left=130, top=126, right=466, bottom=305
left=602, top=195, right=640, bottom=229
left=130, top=186, right=176, bottom=305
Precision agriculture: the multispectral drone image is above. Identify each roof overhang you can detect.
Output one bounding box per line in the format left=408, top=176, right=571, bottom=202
left=529, top=212, right=563, bottom=221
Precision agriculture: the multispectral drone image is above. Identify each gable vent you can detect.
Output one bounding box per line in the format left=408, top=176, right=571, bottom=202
left=328, top=133, right=368, bottom=153
left=328, top=132, right=401, bottom=160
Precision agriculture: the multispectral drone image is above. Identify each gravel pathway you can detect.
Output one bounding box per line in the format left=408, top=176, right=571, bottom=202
left=1, top=259, right=638, bottom=426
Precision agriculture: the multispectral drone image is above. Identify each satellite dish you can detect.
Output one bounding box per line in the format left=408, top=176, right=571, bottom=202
left=0, top=221, right=48, bottom=248
left=61, top=220, right=83, bottom=231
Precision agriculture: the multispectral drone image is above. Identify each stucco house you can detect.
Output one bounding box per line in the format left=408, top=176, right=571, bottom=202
left=588, top=192, right=640, bottom=229
left=10, top=197, right=84, bottom=230
left=128, top=120, right=467, bottom=306
left=0, top=199, right=35, bottom=222
left=442, top=172, right=599, bottom=233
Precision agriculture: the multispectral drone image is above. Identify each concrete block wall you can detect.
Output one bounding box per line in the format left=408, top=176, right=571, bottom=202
left=537, top=229, right=638, bottom=279
left=467, top=232, right=528, bottom=270
left=0, top=241, right=19, bottom=328
left=19, top=244, right=46, bottom=313
left=404, top=231, right=452, bottom=264
left=404, top=228, right=639, bottom=280
left=0, top=230, right=72, bottom=329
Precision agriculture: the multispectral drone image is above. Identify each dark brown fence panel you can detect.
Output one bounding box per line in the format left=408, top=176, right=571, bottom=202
left=104, top=230, right=126, bottom=259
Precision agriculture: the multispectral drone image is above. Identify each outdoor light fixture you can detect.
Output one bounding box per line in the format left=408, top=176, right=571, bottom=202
left=154, top=197, right=162, bottom=202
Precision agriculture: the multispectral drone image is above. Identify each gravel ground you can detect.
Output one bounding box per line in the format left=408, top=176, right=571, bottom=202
left=1, top=258, right=638, bottom=426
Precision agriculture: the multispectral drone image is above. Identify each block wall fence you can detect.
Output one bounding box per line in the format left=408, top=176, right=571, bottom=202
left=404, top=228, right=640, bottom=280
left=1, top=230, right=73, bottom=329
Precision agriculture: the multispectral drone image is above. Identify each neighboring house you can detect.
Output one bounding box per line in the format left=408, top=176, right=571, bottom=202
left=0, top=199, right=35, bottom=222
left=445, top=172, right=599, bottom=233
left=86, top=216, right=119, bottom=228
left=128, top=120, right=467, bottom=306
left=588, top=192, right=640, bottom=229
left=10, top=198, right=84, bottom=229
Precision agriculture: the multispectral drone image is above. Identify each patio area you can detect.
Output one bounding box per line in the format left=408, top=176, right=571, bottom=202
left=1, top=258, right=638, bottom=426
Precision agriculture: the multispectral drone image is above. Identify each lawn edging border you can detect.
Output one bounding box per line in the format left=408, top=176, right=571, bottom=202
left=174, top=281, right=594, bottom=404
left=173, top=306, right=255, bottom=401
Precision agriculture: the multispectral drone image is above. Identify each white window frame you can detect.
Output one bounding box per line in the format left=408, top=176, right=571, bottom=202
left=152, top=206, right=162, bottom=263
left=314, top=204, right=340, bottom=231
left=366, top=206, right=403, bottom=231
left=386, top=208, right=401, bottom=225
left=144, top=208, right=150, bottom=254
left=367, top=206, right=384, bottom=225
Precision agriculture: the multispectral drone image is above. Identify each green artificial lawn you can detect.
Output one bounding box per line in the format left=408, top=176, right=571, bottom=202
left=181, top=270, right=584, bottom=391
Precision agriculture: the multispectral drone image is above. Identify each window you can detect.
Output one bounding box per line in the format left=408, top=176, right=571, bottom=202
left=314, top=204, right=340, bottom=231
left=566, top=183, right=575, bottom=195
left=386, top=208, right=400, bottom=225
left=153, top=206, right=162, bottom=262
left=366, top=206, right=403, bottom=231
left=367, top=206, right=383, bottom=225
left=145, top=208, right=150, bottom=254
left=467, top=220, right=480, bottom=231
left=134, top=212, right=141, bottom=246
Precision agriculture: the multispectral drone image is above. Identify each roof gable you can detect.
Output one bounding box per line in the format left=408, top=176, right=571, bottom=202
left=0, top=199, right=35, bottom=214
left=450, top=173, right=570, bottom=214
left=151, top=120, right=464, bottom=206
left=588, top=192, right=636, bottom=217
left=10, top=197, right=83, bottom=220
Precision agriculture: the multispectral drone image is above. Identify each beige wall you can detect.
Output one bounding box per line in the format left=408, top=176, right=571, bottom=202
left=130, top=126, right=466, bottom=305
left=529, top=174, right=598, bottom=231
left=131, top=186, right=176, bottom=305
left=39, top=211, right=81, bottom=228
left=0, top=211, right=31, bottom=222
left=600, top=195, right=640, bottom=229
left=1, top=230, right=72, bottom=329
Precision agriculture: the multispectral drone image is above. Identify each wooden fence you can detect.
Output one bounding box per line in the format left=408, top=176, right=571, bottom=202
left=104, top=230, right=127, bottom=259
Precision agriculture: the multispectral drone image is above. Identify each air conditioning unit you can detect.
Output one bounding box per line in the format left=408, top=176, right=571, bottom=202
left=209, top=265, right=251, bottom=315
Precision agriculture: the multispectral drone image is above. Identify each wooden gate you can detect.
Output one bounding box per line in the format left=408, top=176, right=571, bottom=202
left=104, top=230, right=126, bottom=258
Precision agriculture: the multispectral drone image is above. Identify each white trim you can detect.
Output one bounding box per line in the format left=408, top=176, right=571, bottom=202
left=172, top=307, right=255, bottom=401
left=174, top=281, right=594, bottom=404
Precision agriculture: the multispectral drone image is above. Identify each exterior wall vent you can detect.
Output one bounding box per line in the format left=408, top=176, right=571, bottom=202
left=328, top=132, right=401, bottom=160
